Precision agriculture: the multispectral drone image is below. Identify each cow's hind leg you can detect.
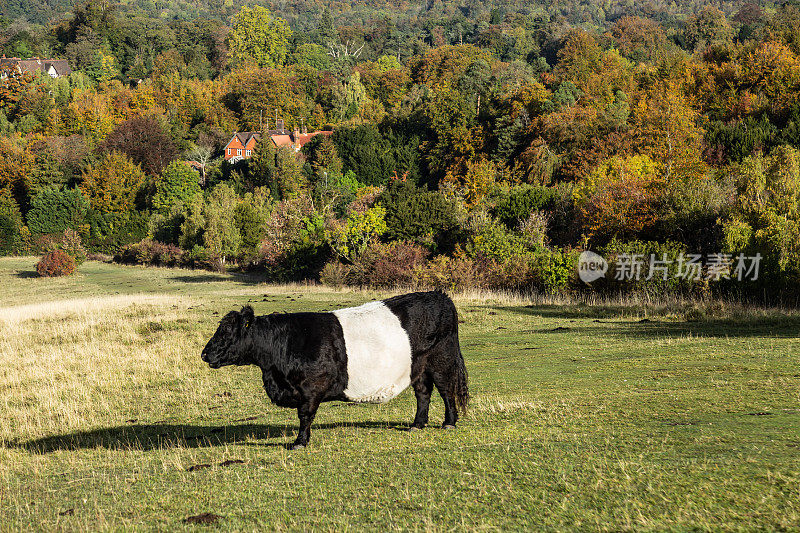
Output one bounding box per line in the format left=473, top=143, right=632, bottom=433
left=433, top=373, right=458, bottom=429
left=410, top=372, right=433, bottom=430
left=430, top=339, right=460, bottom=429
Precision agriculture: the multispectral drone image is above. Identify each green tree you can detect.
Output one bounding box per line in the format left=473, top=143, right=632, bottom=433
left=326, top=205, right=388, bottom=262
left=0, top=189, right=22, bottom=254
left=235, top=195, right=268, bottom=254
left=227, top=6, right=292, bottom=68
left=293, top=43, right=333, bottom=70
left=318, top=7, right=338, bottom=45
left=378, top=180, right=458, bottom=251
left=152, top=161, right=202, bottom=215
left=248, top=142, right=307, bottom=200
left=204, top=183, right=242, bottom=261
left=332, top=125, right=394, bottom=186
left=27, top=188, right=89, bottom=235
left=683, top=6, right=733, bottom=51
left=85, top=48, right=119, bottom=83
left=722, top=145, right=800, bottom=277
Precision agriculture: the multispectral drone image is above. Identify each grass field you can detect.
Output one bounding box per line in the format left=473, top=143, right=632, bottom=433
left=0, top=257, right=799, bottom=531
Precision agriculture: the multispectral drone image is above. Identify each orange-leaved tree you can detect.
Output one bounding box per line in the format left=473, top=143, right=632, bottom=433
left=574, top=154, right=662, bottom=244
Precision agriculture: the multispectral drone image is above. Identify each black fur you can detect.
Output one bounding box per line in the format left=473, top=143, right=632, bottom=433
left=201, top=291, right=469, bottom=448
left=383, top=291, right=469, bottom=428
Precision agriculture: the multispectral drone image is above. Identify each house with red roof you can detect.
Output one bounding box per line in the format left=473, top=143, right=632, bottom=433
left=223, top=119, right=333, bottom=163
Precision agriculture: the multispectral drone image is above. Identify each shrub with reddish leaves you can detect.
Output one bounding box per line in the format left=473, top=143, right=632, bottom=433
left=36, top=250, right=76, bottom=277
left=114, top=239, right=184, bottom=267
left=352, top=241, right=429, bottom=287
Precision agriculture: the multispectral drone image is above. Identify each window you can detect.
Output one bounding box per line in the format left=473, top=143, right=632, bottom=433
left=228, top=148, right=231, bottom=155
left=246, top=150, right=251, bottom=156
left=237, top=149, right=242, bottom=156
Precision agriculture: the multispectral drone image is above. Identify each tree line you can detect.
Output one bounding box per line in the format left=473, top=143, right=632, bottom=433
left=1, top=1, right=800, bottom=301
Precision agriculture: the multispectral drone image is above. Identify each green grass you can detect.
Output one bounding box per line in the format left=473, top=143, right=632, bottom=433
left=1, top=257, right=799, bottom=531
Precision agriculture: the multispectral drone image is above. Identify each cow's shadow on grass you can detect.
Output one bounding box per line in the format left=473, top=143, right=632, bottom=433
left=14, top=421, right=410, bottom=454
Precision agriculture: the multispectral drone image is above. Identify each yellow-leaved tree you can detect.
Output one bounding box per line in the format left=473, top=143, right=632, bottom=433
left=227, top=6, right=292, bottom=68
left=79, top=151, right=146, bottom=213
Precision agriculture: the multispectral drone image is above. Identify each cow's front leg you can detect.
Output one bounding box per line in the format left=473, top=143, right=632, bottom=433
left=292, top=398, right=320, bottom=450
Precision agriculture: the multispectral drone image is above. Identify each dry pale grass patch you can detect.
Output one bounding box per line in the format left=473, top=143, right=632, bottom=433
left=0, top=295, right=215, bottom=446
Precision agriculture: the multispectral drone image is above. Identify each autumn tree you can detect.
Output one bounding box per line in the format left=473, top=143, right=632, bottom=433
left=0, top=137, right=33, bottom=211
left=574, top=154, right=662, bottom=244
left=683, top=6, right=733, bottom=51
left=80, top=151, right=147, bottom=213
left=0, top=66, right=36, bottom=112
left=630, top=81, right=708, bottom=182
left=608, top=16, right=670, bottom=63
left=423, top=86, right=480, bottom=180
left=225, top=68, right=310, bottom=131
left=100, top=116, right=179, bottom=176
left=227, top=6, right=291, bottom=68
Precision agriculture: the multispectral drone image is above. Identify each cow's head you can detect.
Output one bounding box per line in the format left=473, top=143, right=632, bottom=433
left=202, top=306, right=255, bottom=368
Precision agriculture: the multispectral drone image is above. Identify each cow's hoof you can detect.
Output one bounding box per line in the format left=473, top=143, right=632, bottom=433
left=442, top=424, right=456, bottom=430
left=291, top=443, right=306, bottom=450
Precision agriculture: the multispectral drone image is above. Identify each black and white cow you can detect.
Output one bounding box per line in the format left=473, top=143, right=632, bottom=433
left=201, top=290, right=469, bottom=449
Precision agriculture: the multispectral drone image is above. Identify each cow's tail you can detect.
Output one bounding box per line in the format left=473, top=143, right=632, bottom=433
left=450, top=301, right=470, bottom=417
left=454, top=338, right=470, bottom=416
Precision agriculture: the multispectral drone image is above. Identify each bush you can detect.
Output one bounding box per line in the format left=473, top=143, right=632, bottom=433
left=492, top=185, right=559, bottom=228
left=26, top=187, right=88, bottom=235
left=378, top=180, right=458, bottom=251
left=48, top=229, right=87, bottom=265
left=85, top=210, right=150, bottom=253
left=597, top=239, right=695, bottom=296
left=533, top=247, right=579, bottom=294
left=415, top=255, right=490, bottom=291
left=319, top=260, right=353, bottom=287
left=467, top=221, right=530, bottom=261
left=350, top=241, right=429, bottom=287
left=114, top=239, right=184, bottom=267
left=36, top=250, right=76, bottom=277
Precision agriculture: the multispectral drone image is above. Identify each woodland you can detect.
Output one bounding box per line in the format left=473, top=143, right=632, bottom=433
left=1, top=1, right=800, bottom=300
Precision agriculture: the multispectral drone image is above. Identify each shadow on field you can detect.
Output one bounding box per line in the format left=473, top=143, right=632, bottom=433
left=171, top=272, right=269, bottom=284
left=15, top=421, right=409, bottom=453
left=499, top=305, right=800, bottom=339
left=15, top=270, right=38, bottom=279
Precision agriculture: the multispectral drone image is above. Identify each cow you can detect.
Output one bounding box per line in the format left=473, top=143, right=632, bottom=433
left=201, top=290, right=469, bottom=449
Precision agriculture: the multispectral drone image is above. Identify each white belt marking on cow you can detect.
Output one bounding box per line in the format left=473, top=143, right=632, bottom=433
left=334, top=301, right=412, bottom=403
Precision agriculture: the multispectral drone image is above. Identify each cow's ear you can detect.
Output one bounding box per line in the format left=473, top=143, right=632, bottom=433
left=240, top=305, right=255, bottom=329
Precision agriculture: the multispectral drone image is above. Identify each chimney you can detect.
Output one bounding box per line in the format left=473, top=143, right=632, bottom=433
left=301, top=118, right=307, bottom=134
left=293, top=124, right=300, bottom=140
left=276, top=118, right=284, bottom=133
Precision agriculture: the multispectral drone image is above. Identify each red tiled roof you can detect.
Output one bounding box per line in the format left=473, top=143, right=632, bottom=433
left=271, top=134, right=293, bottom=148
